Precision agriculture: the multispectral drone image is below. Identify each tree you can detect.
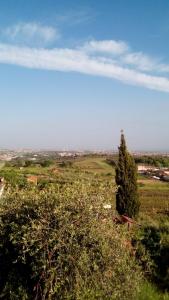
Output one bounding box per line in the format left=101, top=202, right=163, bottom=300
left=115, top=131, right=140, bottom=218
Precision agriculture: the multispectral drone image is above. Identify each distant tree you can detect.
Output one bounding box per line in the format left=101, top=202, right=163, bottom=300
left=115, top=131, right=140, bottom=218
left=24, top=160, right=32, bottom=167
left=40, top=160, right=53, bottom=167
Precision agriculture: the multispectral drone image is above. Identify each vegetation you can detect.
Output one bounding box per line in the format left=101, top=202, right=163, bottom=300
left=135, top=156, right=169, bottom=168
left=135, top=217, right=169, bottom=292
left=0, top=153, right=168, bottom=299
left=0, top=182, right=141, bottom=299
left=115, top=133, right=140, bottom=218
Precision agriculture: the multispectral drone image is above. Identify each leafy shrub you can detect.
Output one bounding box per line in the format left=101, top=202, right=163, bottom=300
left=40, top=160, right=53, bottom=168
left=135, top=225, right=169, bottom=292
left=0, top=181, right=142, bottom=299
left=0, top=169, right=27, bottom=188
left=37, top=179, right=50, bottom=190
left=58, top=161, right=73, bottom=168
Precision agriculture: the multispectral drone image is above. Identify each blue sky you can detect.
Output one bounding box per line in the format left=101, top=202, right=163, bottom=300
left=0, top=0, right=169, bottom=151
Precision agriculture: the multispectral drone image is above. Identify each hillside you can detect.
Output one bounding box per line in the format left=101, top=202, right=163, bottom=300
left=0, top=155, right=168, bottom=299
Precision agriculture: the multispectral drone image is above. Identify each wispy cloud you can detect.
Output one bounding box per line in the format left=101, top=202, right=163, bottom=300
left=82, top=39, right=169, bottom=73
left=82, top=40, right=129, bottom=55
left=55, top=8, right=95, bottom=26
left=1, top=22, right=60, bottom=46
left=0, top=40, right=169, bottom=93
left=122, top=52, right=157, bottom=71
left=83, top=39, right=169, bottom=76
left=0, top=35, right=169, bottom=92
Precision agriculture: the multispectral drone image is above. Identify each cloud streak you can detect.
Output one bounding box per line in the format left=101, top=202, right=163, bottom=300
left=1, top=22, right=60, bottom=46
left=83, top=40, right=129, bottom=55
left=83, top=39, right=169, bottom=75
left=0, top=38, right=169, bottom=93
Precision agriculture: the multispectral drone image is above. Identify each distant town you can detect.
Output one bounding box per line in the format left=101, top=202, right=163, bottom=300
left=0, top=149, right=169, bottom=162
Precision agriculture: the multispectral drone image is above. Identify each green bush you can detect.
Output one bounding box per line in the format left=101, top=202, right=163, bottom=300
left=138, top=281, right=169, bottom=300
left=135, top=225, right=169, bottom=292
left=40, top=160, right=53, bottom=168
left=0, top=181, right=142, bottom=299
left=0, top=169, right=27, bottom=188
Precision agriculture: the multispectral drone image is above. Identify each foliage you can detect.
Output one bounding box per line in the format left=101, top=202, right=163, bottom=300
left=40, top=160, right=53, bottom=168
left=0, top=154, right=169, bottom=298
left=37, top=178, right=50, bottom=190
left=24, top=160, right=33, bottom=167
left=58, top=160, right=73, bottom=168
left=115, top=133, right=140, bottom=218
left=0, top=169, right=27, bottom=188
left=136, top=224, right=169, bottom=292
left=135, top=156, right=169, bottom=168
left=105, top=158, right=116, bottom=167
left=138, top=281, right=169, bottom=300
left=0, top=181, right=142, bottom=300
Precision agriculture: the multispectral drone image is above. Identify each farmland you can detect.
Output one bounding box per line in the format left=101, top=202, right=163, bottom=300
left=1, top=155, right=169, bottom=216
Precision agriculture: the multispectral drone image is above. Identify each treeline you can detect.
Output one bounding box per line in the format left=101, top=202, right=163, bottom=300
left=134, top=156, right=169, bottom=168
left=5, top=157, right=54, bottom=168
left=106, top=155, right=169, bottom=168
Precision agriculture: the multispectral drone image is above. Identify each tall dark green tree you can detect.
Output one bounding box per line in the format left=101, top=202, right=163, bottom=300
left=115, top=131, right=140, bottom=218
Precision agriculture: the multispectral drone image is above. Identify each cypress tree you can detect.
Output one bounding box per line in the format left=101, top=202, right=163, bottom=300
left=115, top=131, right=140, bottom=218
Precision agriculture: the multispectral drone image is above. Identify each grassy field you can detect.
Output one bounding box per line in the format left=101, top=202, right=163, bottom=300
left=74, top=156, right=115, bottom=175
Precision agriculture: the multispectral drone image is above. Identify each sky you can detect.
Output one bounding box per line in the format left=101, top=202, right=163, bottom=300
left=0, top=0, right=169, bottom=151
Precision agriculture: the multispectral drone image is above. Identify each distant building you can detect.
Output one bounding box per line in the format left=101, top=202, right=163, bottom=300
left=163, top=170, right=169, bottom=176
left=152, top=176, right=160, bottom=180
left=137, top=165, right=158, bottom=173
